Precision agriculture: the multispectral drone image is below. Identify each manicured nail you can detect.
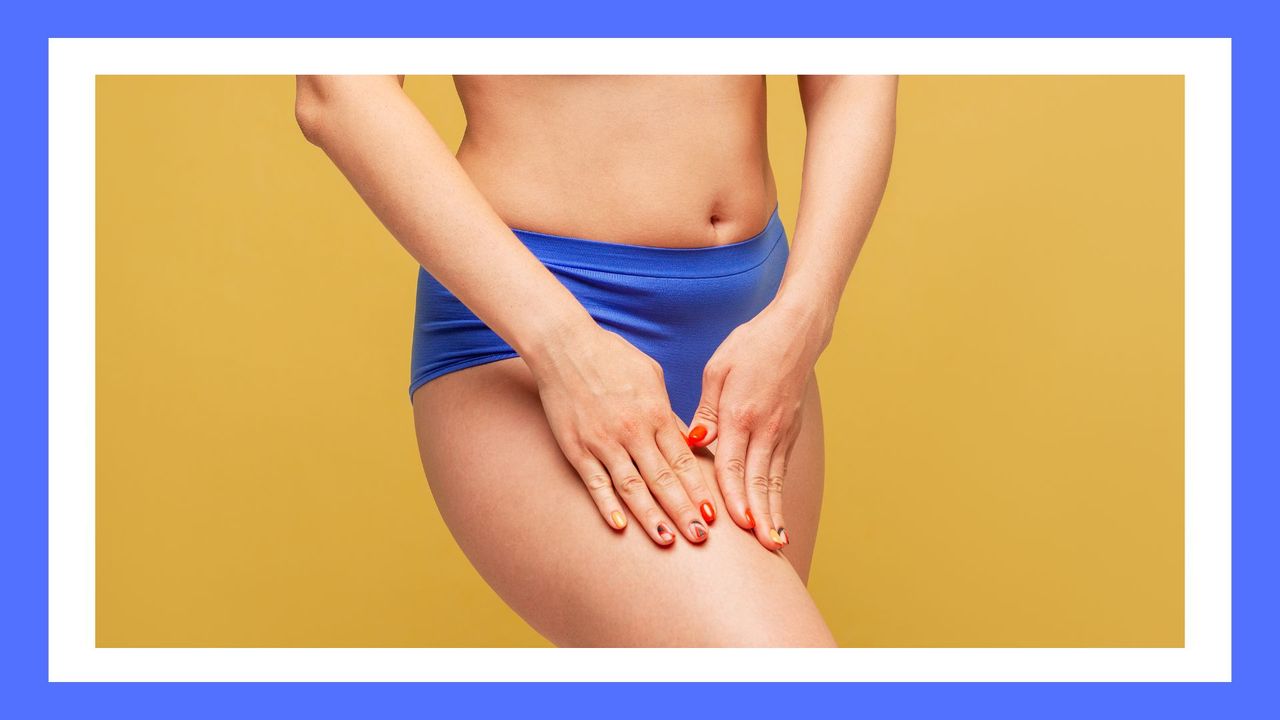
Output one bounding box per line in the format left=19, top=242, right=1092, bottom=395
left=699, top=500, right=716, bottom=524
left=611, top=510, right=626, bottom=529
left=744, top=508, right=756, bottom=528
left=779, top=527, right=790, bottom=544
left=768, top=528, right=783, bottom=545
left=657, top=523, right=675, bottom=543
left=689, top=520, right=707, bottom=540
left=686, top=425, right=708, bottom=446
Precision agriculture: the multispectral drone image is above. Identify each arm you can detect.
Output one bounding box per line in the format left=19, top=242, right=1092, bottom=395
left=296, top=76, right=716, bottom=546
left=689, top=75, right=898, bottom=549
left=294, top=75, right=589, bottom=358
left=779, top=75, right=898, bottom=346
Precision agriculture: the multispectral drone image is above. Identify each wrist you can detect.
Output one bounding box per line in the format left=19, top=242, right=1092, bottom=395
left=769, top=284, right=838, bottom=353
left=511, top=300, right=601, bottom=371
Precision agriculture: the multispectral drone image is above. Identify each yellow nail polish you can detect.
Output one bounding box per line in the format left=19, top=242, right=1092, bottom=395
left=769, top=528, right=782, bottom=544
left=611, top=511, right=626, bottom=529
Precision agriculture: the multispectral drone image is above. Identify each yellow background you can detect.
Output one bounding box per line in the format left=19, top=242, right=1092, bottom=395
left=97, top=75, right=1184, bottom=647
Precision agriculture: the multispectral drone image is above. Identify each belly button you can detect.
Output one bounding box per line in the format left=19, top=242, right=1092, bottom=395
left=707, top=214, right=730, bottom=244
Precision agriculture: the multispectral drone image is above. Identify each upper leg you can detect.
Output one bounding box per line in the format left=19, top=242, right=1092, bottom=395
left=412, top=358, right=833, bottom=647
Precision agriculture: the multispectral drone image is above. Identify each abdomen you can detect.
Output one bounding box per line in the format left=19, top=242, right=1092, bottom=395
left=452, top=75, right=779, bottom=248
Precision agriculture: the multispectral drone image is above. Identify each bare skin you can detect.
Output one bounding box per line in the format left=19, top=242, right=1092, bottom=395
left=452, top=76, right=778, bottom=248
left=295, top=74, right=896, bottom=646
left=413, top=359, right=829, bottom=647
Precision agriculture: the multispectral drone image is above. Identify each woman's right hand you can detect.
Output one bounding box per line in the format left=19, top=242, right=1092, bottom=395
left=527, top=323, right=718, bottom=546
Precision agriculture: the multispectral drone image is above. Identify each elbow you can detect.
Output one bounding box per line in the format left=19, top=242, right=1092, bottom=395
left=295, top=75, right=405, bottom=147
left=294, top=77, right=329, bottom=147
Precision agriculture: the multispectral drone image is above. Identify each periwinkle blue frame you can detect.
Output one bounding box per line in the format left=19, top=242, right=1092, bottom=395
left=8, top=0, right=1275, bottom=716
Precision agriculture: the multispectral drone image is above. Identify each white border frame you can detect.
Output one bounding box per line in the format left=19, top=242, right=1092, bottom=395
left=48, top=38, right=1231, bottom=682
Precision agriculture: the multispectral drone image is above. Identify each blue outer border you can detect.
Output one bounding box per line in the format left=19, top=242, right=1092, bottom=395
left=8, top=1, right=1274, bottom=716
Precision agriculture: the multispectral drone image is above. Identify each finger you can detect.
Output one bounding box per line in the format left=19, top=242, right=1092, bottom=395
left=656, top=421, right=717, bottom=526
left=688, top=361, right=727, bottom=448
left=568, top=450, right=629, bottom=531
left=714, top=426, right=753, bottom=530
left=600, top=447, right=677, bottom=546
left=768, top=446, right=789, bottom=546
left=745, top=436, right=783, bottom=549
left=628, top=438, right=707, bottom=543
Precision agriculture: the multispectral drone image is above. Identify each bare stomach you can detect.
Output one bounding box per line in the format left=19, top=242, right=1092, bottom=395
left=452, top=74, right=779, bottom=248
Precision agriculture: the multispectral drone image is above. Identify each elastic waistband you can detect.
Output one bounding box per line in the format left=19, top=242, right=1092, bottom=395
left=508, top=204, right=785, bottom=279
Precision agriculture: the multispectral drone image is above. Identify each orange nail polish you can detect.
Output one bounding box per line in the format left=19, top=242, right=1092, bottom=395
left=611, top=510, right=626, bottom=530
left=686, top=425, right=708, bottom=446
left=699, top=500, right=716, bottom=524
left=744, top=508, right=755, bottom=528
left=769, top=528, right=783, bottom=545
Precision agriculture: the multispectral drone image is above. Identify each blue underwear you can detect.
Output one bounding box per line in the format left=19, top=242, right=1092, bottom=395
left=409, top=204, right=789, bottom=423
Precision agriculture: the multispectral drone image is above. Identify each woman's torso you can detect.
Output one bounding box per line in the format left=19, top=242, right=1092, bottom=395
left=452, top=75, right=778, bottom=248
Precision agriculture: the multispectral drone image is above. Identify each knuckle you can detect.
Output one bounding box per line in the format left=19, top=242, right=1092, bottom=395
left=581, top=428, right=611, bottom=450
left=649, top=360, right=665, bottom=380
left=693, top=403, right=719, bottom=423
left=731, top=407, right=758, bottom=430
left=768, top=475, right=786, bottom=494
left=670, top=451, right=699, bottom=474
left=762, top=416, right=785, bottom=437
left=702, top=361, right=724, bottom=383
left=748, top=475, right=772, bottom=495
left=787, top=420, right=803, bottom=441
left=721, top=457, right=747, bottom=479
left=617, top=416, right=642, bottom=438
left=559, top=432, right=589, bottom=455
left=563, top=444, right=590, bottom=465
left=649, top=467, right=679, bottom=489
left=616, top=474, right=646, bottom=495
left=584, top=473, right=612, bottom=492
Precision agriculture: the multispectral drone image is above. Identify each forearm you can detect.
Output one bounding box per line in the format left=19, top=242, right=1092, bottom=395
left=294, top=75, right=595, bottom=362
left=775, top=75, right=898, bottom=349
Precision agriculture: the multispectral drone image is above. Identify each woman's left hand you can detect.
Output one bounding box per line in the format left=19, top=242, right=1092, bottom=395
left=687, top=296, right=831, bottom=550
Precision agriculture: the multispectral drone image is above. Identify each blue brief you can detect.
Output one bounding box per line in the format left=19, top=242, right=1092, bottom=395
left=409, top=204, right=789, bottom=423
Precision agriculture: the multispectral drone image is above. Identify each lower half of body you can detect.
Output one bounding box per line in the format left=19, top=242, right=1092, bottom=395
left=412, top=359, right=831, bottom=647
left=408, top=207, right=835, bottom=647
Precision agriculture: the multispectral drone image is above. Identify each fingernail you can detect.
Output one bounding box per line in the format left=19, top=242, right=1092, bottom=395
left=744, top=508, right=756, bottom=528
left=611, top=510, right=626, bottom=529
left=779, top=527, right=790, bottom=544
left=769, top=528, right=783, bottom=545
left=699, top=500, right=716, bottom=524
left=686, top=425, right=708, bottom=446
left=657, top=523, right=675, bottom=543
left=689, top=520, right=707, bottom=540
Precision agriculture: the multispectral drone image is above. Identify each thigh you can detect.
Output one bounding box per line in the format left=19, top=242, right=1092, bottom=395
left=412, top=358, right=833, bottom=647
